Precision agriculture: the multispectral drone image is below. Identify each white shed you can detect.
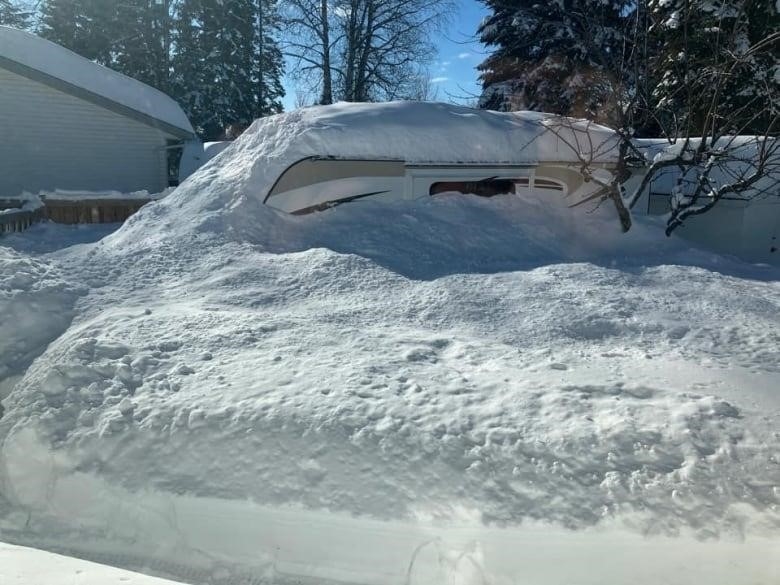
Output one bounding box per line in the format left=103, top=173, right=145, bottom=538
left=0, top=26, right=198, bottom=198
left=630, top=138, right=780, bottom=264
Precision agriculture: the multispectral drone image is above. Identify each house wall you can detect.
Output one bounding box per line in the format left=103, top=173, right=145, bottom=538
left=639, top=170, right=780, bottom=264
left=741, top=198, right=780, bottom=261
left=0, top=67, right=170, bottom=197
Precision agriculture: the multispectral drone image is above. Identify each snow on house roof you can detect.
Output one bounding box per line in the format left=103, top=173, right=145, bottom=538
left=0, top=25, right=194, bottom=137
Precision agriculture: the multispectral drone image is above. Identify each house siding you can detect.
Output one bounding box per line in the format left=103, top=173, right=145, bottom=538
left=0, top=67, right=171, bottom=197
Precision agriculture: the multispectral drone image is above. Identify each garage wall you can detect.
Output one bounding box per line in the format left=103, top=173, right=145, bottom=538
left=0, top=67, right=169, bottom=197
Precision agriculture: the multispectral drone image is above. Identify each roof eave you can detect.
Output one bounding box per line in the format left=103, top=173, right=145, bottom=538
left=0, top=55, right=195, bottom=140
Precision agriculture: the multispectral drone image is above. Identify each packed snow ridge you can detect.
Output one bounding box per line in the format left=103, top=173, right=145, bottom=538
left=1, top=102, right=779, bottom=584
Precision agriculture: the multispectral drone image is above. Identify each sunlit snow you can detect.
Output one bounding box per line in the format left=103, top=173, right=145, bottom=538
left=1, top=105, right=778, bottom=584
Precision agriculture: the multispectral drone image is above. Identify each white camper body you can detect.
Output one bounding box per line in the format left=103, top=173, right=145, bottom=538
left=263, top=157, right=612, bottom=215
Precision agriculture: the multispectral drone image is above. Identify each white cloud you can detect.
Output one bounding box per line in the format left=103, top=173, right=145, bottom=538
left=458, top=52, right=472, bottom=59
left=442, top=61, right=451, bottom=66
left=431, top=77, right=449, bottom=84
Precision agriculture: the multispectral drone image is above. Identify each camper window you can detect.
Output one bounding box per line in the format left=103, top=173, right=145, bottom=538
left=429, top=179, right=518, bottom=198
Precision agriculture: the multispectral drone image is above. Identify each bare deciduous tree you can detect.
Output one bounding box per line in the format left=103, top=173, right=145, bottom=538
left=404, top=69, right=441, bottom=102
left=532, top=0, right=779, bottom=236
left=282, top=0, right=451, bottom=104
left=282, top=0, right=336, bottom=104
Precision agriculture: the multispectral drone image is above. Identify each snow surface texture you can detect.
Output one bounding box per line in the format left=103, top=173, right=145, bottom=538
left=0, top=25, right=194, bottom=135
left=1, top=541, right=188, bottom=585
left=0, top=247, right=85, bottom=405
left=1, top=113, right=779, bottom=583
left=202, top=141, right=233, bottom=164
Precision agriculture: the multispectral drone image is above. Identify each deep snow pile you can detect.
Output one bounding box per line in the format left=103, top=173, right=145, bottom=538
left=1, top=541, right=188, bottom=585
left=1, top=195, right=779, bottom=583
left=0, top=247, right=84, bottom=401
left=1, top=106, right=779, bottom=583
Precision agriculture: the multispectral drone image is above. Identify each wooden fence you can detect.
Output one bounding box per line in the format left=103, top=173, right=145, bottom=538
left=0, top=206, right=45, bottom=234
left=43, top=199, right=149, bottom=225
left=0, top=197, right=152, bottom=235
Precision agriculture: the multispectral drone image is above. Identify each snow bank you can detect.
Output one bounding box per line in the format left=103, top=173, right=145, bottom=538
left=202, top=141, right=233, bottom=163
left=1, top=207, right=779, bottom=581
left=0, top=222, right=123, bottom=255
left=2, top=479, right=777, bottom=585
left=0, top=541, right=188, bottom=585
left=0, top=248, right=85, bottom=391
left=0, top=26, right=194, bottom=135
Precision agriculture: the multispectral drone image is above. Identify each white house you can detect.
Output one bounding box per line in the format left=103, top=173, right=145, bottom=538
left=0, top=25, right=199, bottom=198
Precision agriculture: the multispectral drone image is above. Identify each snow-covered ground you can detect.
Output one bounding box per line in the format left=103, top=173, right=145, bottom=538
left=1, top=111, right=779, bottom=583
left=1, top=541, right=189, bottom=585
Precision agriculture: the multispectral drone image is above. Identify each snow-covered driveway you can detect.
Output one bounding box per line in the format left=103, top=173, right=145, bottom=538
left=1, top=188, right=778, bottom=584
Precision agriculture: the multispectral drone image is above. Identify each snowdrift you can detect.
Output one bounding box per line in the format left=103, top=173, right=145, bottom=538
left=0, top=248, right=84, bottom=396
left=1, top=104, right=779, bottom=584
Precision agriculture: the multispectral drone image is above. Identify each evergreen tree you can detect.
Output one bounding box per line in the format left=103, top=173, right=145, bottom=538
left=648, top=0, right=779, bottom=137
left=113, top=0, right=173, bottom=92
left=477, top=0, right=636, bottom=124
left=256, top=0, right=285, bottom=116
left=36, top=0, right=285, bottom=141
left=173, top=0, right=284, bottom=140
left=0, top=0, right=29, bottom=28
left=39, top=0, right=116, bottom=65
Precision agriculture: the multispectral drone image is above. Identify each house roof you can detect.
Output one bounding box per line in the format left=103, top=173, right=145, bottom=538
left=0, top=25, right=195, bottom=139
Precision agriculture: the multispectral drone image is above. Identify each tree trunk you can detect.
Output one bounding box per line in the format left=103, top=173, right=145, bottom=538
left=354, top=1, right=375, bottom=102
left=319, top=0, right=333, bottom=104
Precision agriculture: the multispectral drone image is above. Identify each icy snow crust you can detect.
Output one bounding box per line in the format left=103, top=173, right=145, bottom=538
left=0, top=26, right=194, bottom=135
left=1, top=111, right=779, bottom=583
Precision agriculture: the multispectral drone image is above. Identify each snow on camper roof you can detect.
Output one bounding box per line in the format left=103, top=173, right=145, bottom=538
left=0, top=25, right=194, bottom=137
left=253, top=101, right=620, bottom=166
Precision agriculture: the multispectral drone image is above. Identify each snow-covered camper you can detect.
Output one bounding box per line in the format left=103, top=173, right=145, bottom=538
left=0, top=26, right=200, bottom=197
left=219, top=102, right=620, bottom=215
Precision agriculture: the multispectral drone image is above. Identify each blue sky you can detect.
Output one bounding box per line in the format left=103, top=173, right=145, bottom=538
left=282, top=0, right=490, bottom=109
left=424, top=0, right=490, bottom=105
